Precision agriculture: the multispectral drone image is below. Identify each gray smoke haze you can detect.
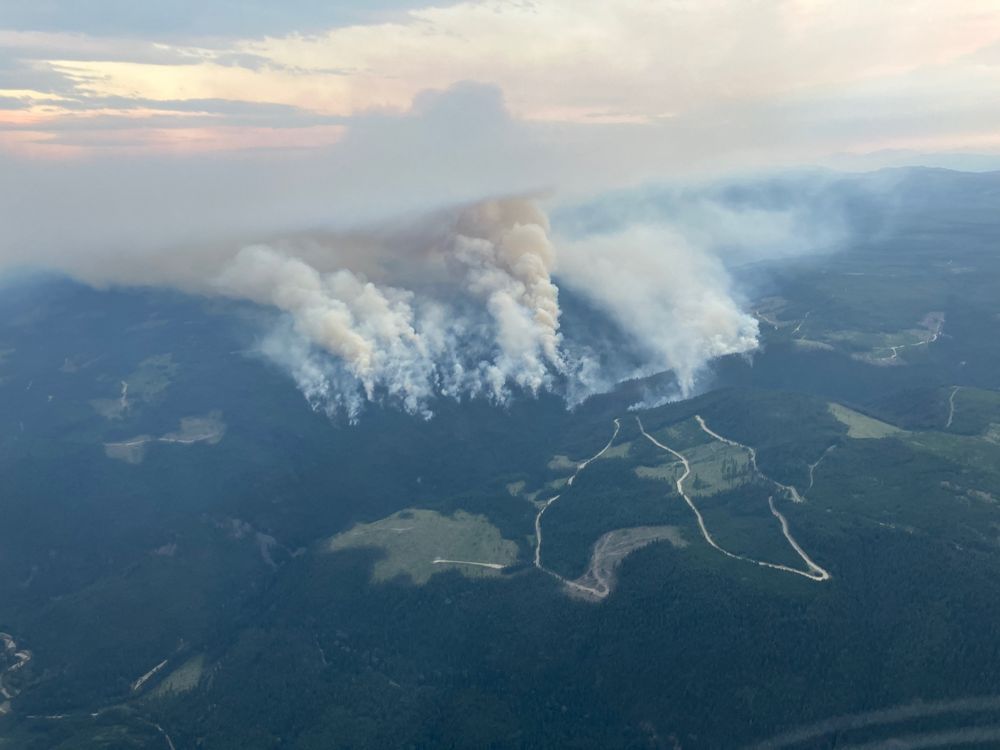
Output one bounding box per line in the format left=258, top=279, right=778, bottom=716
left=0, top=175, right=855, bottom=419
left=0, top=82, right=866, bottom=276
left=0, top=82, right=863, bottom=418
left=202, top=191, right=826, bottom=419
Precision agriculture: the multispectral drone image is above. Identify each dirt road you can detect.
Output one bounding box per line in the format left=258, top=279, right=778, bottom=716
left=533, top=419, right=622, bottom=597
left=637, top=417, right=830, bottom=582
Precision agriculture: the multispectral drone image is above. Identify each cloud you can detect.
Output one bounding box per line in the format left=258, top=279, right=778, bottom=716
left=2, top=0, right=998, bottom=160
left=0, top=83, right=556, bottom=267
left=19, top=0, right=995, bottom=123
left=0, top=77, right=880, bottom=264
left=0, top=1, right=460, bottom=39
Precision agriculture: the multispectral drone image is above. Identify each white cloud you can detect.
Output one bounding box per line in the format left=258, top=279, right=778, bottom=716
left=26, top=0, right=999, bottom=124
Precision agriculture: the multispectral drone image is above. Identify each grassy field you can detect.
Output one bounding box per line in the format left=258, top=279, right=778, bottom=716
left=151, top=655, right=204, bottom=698
left=547, top=455, right=577, bottom=471
left=505, top=480, right=525, bottom=496
left=633, top=462, right=682, bottom=482
left=641, top=418, right=753, bottom=496
left=829, top=403, right=904, bottom=438
left=682, top=439, right=753, bottom=497
left=103, top=411, right=225, bottom=463
left=597, top=440, right=633, bottom=460
left=325, top=509, right=520, bottom=584
left=654, top=419, right=709, bottom=448
left=90, top=353, right=177, bottom=420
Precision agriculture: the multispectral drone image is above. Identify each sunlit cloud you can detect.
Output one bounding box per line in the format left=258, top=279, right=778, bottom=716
left=0, top=0, right=995, bottom=188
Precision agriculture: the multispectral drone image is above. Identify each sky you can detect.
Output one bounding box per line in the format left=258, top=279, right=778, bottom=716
left=0, top=0, right=997, bottom=257
left=2, top=0, right=999, bottom=162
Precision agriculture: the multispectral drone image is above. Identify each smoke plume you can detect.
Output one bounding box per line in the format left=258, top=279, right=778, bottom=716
left=556, top=224, right=760, bottom=396
left=212, top=197, right=572, bottom=420
left=3, top=175, right=851, bottom=420
left=205, top=194, right=775, bottom=420
left=450, top=199, right=563, bottom=396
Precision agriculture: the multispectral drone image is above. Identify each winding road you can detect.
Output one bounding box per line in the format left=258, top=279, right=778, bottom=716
left=882, top=316, right=944, bottom=362
left=131, top=659, right=168, bottom=693
left=637, top=416, right=830, bottom=582
left=946, top=386, right=961, bottom=429
left=695, top=415, right=805, bottom=503
left=152, top=722, right=177, bottom=750
left=533, top=419, right=621, bottom=598
left=807, top=445, right=836, bottom=493
left=107, top=431, right=222, bottom=449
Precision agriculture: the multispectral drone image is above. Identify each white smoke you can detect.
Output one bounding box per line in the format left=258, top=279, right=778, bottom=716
left=209, top=196, right=768, bottom=419
left=450, top=199, right=563, bottom=397
left=556, top=224, right=760, bottom=396
left=1, top=184, right=798, bottom=419
left=217, top=246, right=435, bottom=413
left=214, top=197, right=570, bottom=419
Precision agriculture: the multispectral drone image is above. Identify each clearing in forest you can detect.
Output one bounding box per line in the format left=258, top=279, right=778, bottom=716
left=829, top=403, right=903, bottom=439
left=326, top=509, right=519, bottom=585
